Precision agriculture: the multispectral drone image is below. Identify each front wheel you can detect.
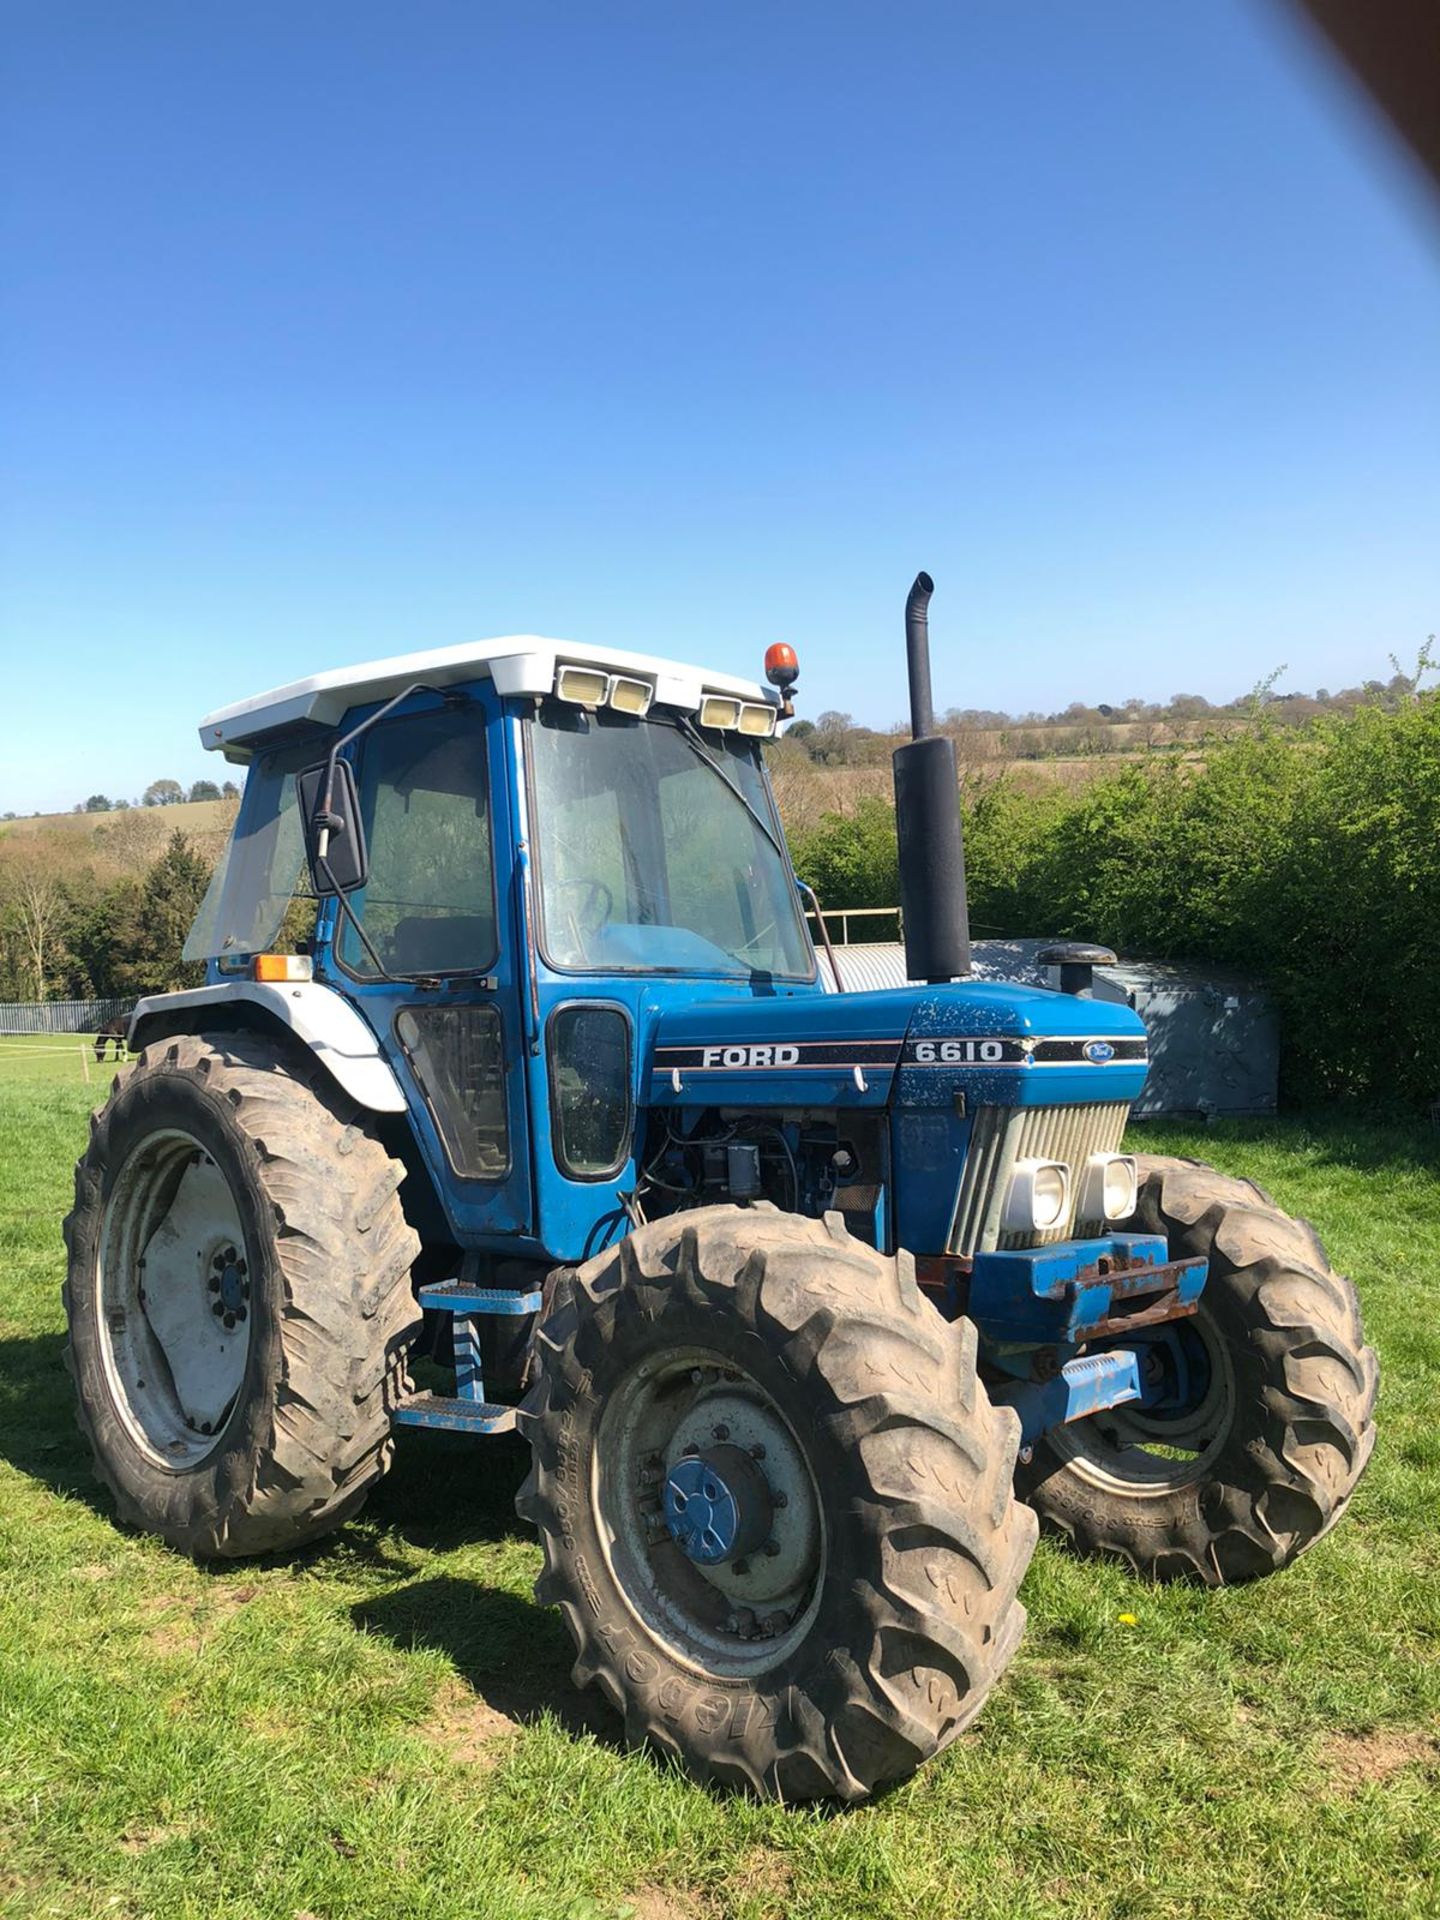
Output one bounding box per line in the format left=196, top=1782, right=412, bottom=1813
left=1020, top=1156, right=1378, bottom=1584
left=517, top=1205, right=1036, bottom=1802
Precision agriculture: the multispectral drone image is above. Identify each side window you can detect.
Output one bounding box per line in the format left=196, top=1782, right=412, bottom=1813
left=395, top=1005, right=508, bottom=1180
left=548, top=1004, right=632, bottom=1178
left=340, top=707, right=496, bottom=978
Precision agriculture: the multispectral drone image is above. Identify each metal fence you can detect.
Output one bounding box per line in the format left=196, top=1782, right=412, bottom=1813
left=803, top=904, right=902, bottom=945
left=0, top=998, right=133, bottom=1035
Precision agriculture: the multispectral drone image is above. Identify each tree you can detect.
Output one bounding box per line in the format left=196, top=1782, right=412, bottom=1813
left=83, top=794, right=112, bottom=813
left=1166, top=694, right=1213, bottom=722
left=221, top=780, right=240, bottom=798
left=7, top=855, right=69, bottom=1000
left=811, top=711, right=855, bottom=766
left=82, top=832, right=212, bottom=997
left=188, top=779, right=222, bottom=803
left=143, top=779, right=184, bottom=808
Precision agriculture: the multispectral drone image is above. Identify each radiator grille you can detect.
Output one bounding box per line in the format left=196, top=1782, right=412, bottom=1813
left=949, top=1103, right=1130, bottom=1255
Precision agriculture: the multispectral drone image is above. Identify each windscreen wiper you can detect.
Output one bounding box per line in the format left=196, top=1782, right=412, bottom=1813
left=675, top=716, right=786, bottom=859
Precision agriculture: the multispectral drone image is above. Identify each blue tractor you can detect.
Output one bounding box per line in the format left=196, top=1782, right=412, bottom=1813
left=64, top=577, right=1376, bottom=1801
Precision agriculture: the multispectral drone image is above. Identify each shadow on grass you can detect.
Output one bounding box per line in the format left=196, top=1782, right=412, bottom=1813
left=0, top=1330, right=107, bottom=1510
left=0, top=1331, right=538, bottom=1567
left=364, top=1426, right=533, bottom=1552
left=352, top=1572, right=624, bottom=1750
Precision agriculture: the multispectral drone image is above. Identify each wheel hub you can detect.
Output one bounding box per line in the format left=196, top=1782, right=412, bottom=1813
left=662, top=1443, right=773, bottom=1566
left=597, top=1355, right=825, bottom=1673
left=210, top=1246, right=250, bottom=1323
left=99, top=1131, right=254, bottom=1467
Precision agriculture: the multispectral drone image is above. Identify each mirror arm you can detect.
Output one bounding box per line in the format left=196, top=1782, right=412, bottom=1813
left=316, top=852, right=393, bottom=980
left=316, top=680, right=460, bottom=859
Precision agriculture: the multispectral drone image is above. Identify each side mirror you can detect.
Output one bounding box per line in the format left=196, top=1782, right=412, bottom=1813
left=298, top=757, right=369, bottom=894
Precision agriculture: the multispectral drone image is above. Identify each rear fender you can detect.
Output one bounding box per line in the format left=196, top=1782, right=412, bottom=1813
left=127, top=982, right=407, bottom=1114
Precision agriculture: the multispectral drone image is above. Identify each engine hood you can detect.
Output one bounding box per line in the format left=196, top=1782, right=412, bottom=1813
left=646, top=980, right=1149, bottom=1112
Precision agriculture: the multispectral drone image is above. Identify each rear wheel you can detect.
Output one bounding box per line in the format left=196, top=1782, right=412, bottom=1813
left=518, top=1205, right=1036, bottom=1801
left=1020, top=1156, right=1378, bottom=1584
left=63, top=1029, right=421, bottom=1559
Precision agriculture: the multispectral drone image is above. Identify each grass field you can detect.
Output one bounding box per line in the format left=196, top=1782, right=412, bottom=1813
left=1, top=1034, right=1437, bottom=1919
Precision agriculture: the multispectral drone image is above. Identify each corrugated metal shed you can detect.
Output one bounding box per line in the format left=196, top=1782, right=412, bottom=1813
left=817, top=940, right=1277, bottom=1118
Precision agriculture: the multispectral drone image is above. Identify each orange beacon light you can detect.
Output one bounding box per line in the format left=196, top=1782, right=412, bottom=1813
left=764, top=642, right=799, bottom=689
left=764, top=642, right=799, bottom=719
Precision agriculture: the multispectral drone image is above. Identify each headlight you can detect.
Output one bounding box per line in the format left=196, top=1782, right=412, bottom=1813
left=553, top=666, right=657, bottom=714
left=554, top=665, right=610, bottom=707
left=1002, top=1157, right=1071, bottom=1233
left=1078, top=1152, right=1138, bottom=1224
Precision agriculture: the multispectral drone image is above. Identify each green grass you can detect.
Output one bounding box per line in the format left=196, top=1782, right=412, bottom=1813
left=1, top=1035, right=1438, bottom=1919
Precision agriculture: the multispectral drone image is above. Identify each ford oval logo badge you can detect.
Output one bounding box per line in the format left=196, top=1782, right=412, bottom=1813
left=1084, top=1040, right=1116, bottom=1064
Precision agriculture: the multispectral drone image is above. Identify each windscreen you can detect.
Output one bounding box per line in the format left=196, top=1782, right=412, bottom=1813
left=528, top=705, right=813, bottom=980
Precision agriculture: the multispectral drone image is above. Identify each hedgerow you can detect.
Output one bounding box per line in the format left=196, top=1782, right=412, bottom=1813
left=788, top=693, right=1440, bottom=1106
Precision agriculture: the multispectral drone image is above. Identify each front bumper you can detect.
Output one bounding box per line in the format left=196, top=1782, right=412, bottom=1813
left=967, top=1232, right=1209, bottom=1347
left=962, top=1234, right=1212, bottom=1446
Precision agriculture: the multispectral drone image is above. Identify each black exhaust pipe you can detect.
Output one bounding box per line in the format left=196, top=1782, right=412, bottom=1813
left=905, top=570, right=936, bottom=738
left=893, top=571, right=972, bottom=983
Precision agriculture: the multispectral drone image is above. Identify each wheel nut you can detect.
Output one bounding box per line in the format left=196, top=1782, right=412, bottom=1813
left=211, top=1301, right=225, bottom=1318
left=223, top=1313, right=236, bottom=1331
left=772, top=1491, right=788, bottom=1509
left=208, top=1276, right=221, bottom=1293
left=749, top=1443, right=766, bottom=1460
left=234, top=1305, right=247, bottom=1323
left=731, top=1558, right=750, bottom=1576
left=763, top=1539, right=780, bottom=1557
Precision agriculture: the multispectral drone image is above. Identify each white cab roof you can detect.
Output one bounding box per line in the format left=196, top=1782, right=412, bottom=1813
left=199, top=635, right=776, bottom=760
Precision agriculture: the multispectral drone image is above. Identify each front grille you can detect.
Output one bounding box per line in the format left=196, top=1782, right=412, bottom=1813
left=948, top=1103, right=1130, bottom=1255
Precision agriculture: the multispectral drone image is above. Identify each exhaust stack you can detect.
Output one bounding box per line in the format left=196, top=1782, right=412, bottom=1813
left=893, top=571, right=972, bottom=983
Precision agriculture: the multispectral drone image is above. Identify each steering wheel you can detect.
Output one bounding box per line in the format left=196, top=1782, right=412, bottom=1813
left=552, top=877, right=615, bottom=938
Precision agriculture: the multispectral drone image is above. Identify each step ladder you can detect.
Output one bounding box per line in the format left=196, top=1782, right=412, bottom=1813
left=393, top=1276, right=543, bottom=1436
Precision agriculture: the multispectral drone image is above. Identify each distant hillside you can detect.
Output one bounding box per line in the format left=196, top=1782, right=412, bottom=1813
left=0, top=798, right=235, bottom=842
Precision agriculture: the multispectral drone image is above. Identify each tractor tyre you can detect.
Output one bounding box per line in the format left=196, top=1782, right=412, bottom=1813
left=63, top=1029, right=421, bottom=1559
left=517, top=1204, right=1036, bottom=1802
left=1019, top=1155, right=1378, bottom=1585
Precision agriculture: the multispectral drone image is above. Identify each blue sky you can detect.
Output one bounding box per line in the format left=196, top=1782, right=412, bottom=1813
left=2, top=0, right=1436, bottom=814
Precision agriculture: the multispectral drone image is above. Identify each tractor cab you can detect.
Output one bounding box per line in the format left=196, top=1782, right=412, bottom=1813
left=178, top=637, right=828, bottom=1263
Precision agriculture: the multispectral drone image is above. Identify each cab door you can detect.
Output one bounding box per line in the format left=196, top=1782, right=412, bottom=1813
left=313, top=683, right=533, bottom=1242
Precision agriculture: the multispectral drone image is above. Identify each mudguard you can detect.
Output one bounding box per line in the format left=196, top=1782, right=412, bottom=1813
left=127, top=981, right=407, bottom=1113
